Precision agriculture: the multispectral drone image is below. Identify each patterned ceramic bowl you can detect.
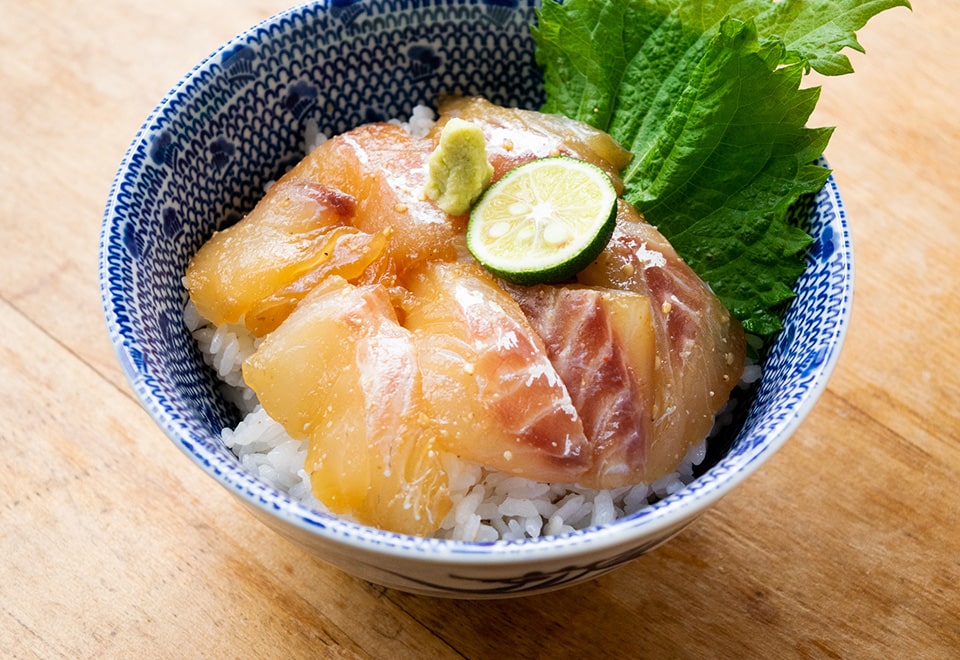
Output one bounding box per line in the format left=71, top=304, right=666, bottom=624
left=99, top=0, right=852, bottom=598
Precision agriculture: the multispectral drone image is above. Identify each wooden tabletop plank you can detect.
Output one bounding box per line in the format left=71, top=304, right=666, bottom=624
left=0, top=299, right=454, bottom=658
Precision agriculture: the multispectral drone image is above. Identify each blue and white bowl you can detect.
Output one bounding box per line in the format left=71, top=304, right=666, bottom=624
left=99, top=0, right=852, bottom=598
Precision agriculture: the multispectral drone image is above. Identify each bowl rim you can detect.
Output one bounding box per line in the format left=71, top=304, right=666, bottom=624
left=99, top=0, right=854, bottom=565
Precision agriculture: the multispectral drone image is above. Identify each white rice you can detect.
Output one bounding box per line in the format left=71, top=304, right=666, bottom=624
left=186, top=106, right=750, bottom=541
left=388, top=103, right=438, bottom=139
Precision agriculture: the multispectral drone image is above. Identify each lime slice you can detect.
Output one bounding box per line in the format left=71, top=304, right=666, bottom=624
left=466, top=156, right=618, bottom=285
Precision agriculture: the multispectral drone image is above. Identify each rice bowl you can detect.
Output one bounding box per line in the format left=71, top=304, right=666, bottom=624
left=99, top=0, right=852, bottom=597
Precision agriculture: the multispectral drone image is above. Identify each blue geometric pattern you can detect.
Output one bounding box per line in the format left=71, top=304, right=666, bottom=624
left=99, top=0, right=852, bottom=597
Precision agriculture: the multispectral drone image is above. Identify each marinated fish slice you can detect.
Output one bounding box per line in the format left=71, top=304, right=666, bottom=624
left=432, top=96, right=632, bottom=192
left=509, top=284, right=659, bottom=488
left=242, top=276, right=449, bottom=535
left=191, top=97, right=750, bottom=537
left=286, top=122, right=467, bottom=270
left=402, top=261, right=591, bottom=484
left=184, top=180, right=357, bottom=327
left=244, top=227, right=390, bottom=336
left=578, top=202, right=746, bottom=472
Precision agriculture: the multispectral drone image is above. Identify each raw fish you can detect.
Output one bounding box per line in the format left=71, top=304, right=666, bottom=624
left=578, top=202, right=746, bottom=475
left=191, top=97, right=746, bottom=536
left=243, top=276, right=450, bottom=535
left=402, top=260, right=591, bottom=485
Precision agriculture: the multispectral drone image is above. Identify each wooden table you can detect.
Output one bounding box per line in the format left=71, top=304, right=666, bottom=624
left=2, top=1, right=955, bottom=656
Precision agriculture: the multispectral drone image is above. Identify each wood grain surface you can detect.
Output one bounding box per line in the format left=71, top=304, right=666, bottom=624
left=1, top=1, right=956, bottom=657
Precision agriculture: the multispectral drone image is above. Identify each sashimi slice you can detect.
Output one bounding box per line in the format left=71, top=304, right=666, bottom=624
left=431, top=96, right=633, bottom=192
left=402, top=261, right=591, bottom=484
left=508, top=284, right=660, bottom=488
left=184, top=180, right=359, bottom=329
left=285, top=122, right=468, bottom=270
left=243, top=227, right=390, bottom=336
left=242, top=276, right=449, bottom=535
left=578, top=201, right=746, bottom=473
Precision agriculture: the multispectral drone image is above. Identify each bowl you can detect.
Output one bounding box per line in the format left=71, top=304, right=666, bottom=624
left=99, top=0, right=852, bottom=598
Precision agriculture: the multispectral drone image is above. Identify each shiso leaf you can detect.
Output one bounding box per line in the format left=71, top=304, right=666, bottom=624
left=753, top=0, right=913, bottom=76
left=533, top=0, right=910, bottom=335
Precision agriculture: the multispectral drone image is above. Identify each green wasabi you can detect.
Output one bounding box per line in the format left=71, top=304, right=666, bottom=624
left=424, top=118, right=494, bottom=216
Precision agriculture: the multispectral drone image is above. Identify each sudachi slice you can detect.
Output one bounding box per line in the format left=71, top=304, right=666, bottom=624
left=466, top=157, right=618, bottom=285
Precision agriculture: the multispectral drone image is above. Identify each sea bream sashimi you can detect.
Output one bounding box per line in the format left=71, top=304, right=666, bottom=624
left=402, top=260, right=591, bottom=485
left=184, top=180, right=387, bottom=336
left=184, top=103, right=635, bottom=338
left=577, top=201, right=746, bottom=475
left=185, top=122, right=461, bottom=339
left=188, top=97, right=747, bottom=536
left=285, top=121, right=467, bottom=268
left=242, top=275, right=451, bottom=535
left=506, top=282, right=659, bottom=489
left=241, top=263, right=594, bottom=533
left=504, top=205, right=744, bottom=489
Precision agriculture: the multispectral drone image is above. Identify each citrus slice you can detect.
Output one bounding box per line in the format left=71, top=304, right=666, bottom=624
left=466, top=156, right=618, bottom=285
